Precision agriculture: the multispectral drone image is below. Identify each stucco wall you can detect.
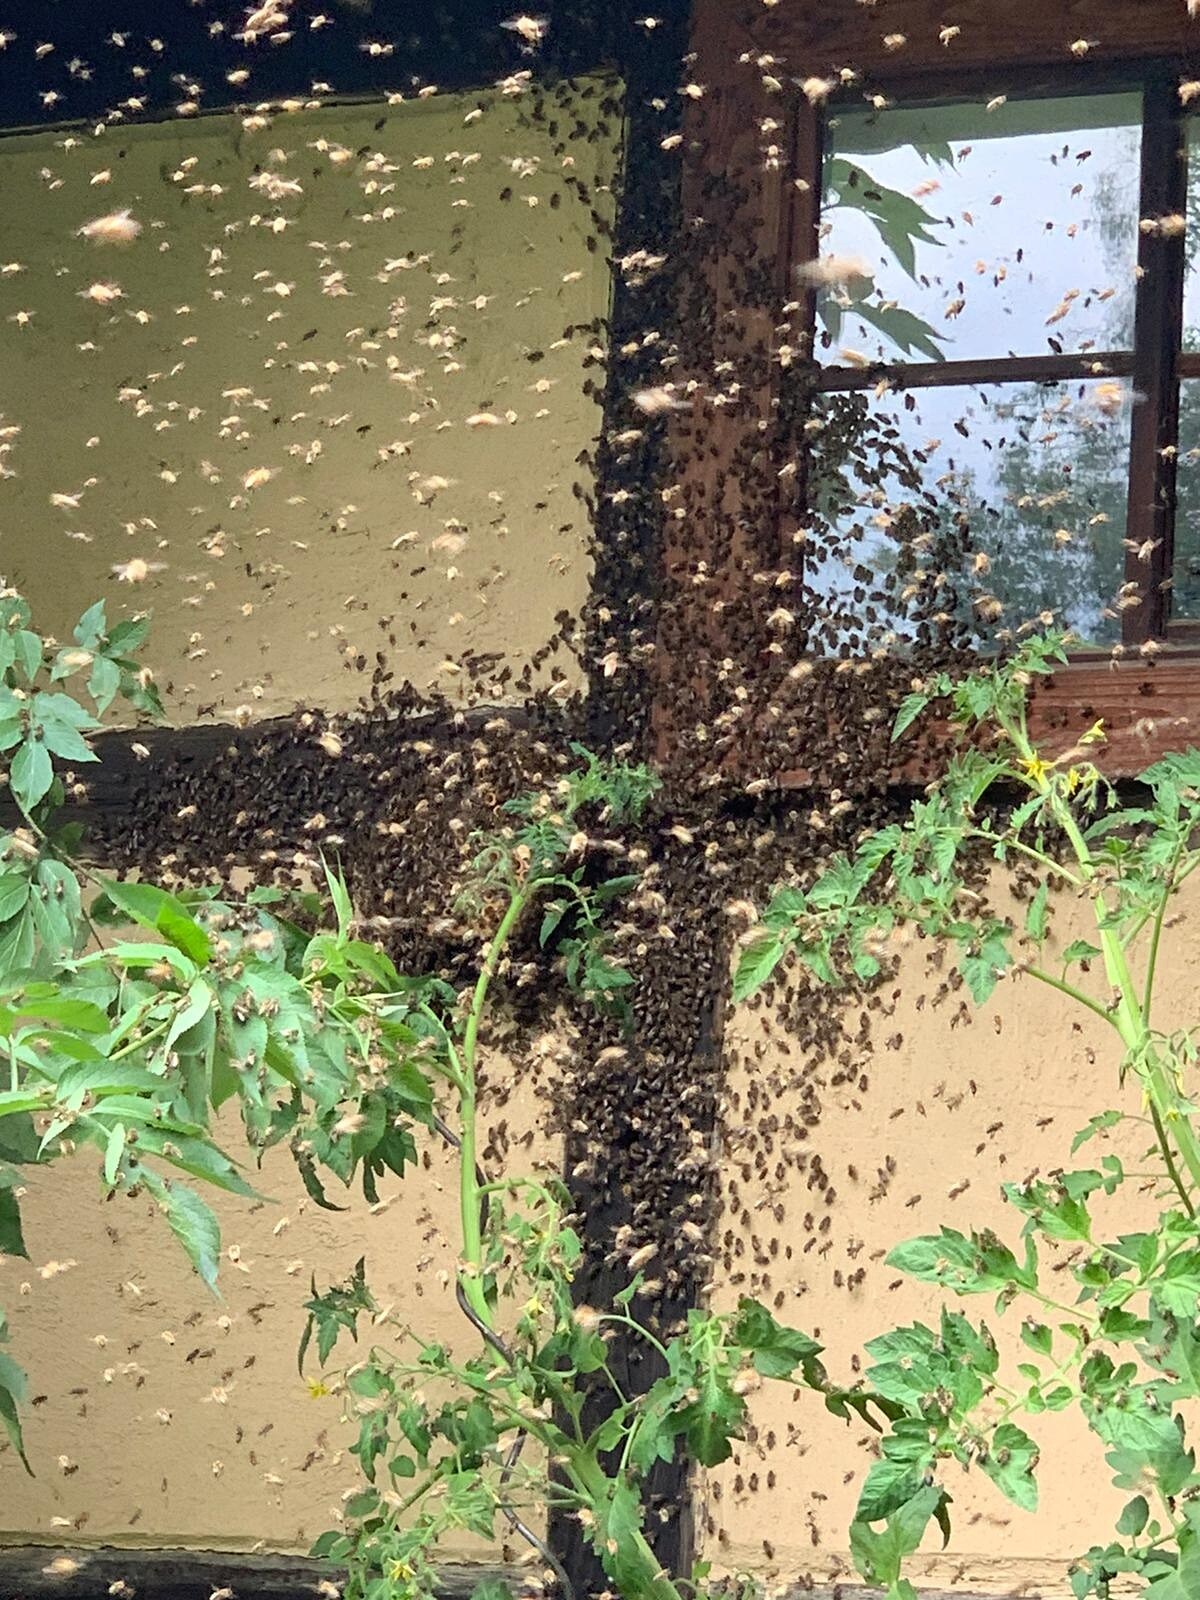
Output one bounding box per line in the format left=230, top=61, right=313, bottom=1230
left=703, top=876, right=1200, bottom=1595
left=0, top=81, right=616, bottom=722
left=2, top=1064, right=559, bottom=1554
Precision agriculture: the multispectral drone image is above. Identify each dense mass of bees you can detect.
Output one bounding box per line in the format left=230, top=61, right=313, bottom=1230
left=1, top=0, right=1192, bottom=1589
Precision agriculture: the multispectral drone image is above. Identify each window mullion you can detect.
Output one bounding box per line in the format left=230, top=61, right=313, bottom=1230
left=1122, top=70, right=1187, bottom=647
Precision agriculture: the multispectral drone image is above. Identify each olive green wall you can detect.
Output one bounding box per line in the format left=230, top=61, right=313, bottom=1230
left=0, top=83, right=614, bottom=722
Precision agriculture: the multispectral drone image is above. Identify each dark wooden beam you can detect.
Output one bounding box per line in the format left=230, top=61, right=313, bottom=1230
left=816, top=351, right=1136, bottom=394
left=0, top=1547, right=515, bottom=1600
left=744, top=0, right=1200, bottom=76
left=1123, top=69, right=1187, bottom=645
left=0, top=1547, right=1015, bottom=1600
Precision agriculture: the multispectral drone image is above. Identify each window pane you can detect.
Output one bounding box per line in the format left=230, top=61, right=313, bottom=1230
left=804, top=380, right=1131, bottom=650
left=817, top=93, right=1142, bottom=365
left=1182, top=120, right=1200, bottom=351
left=1174, top=380, right=1200, bottom=614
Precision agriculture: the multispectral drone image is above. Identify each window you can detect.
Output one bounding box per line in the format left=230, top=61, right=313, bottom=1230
left=801, top=69, right=1194, bottom=658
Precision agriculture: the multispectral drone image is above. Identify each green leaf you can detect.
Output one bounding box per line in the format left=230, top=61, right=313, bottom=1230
left=470, top=1584, right=514, bottom=1600
left=322, top=856, right=353, bottom=938
left=978, top=1421, right=1039, bottom=1511
left=88, top=655, right=122, bottom=714
left=1025, top=884, right=1050, bottom=942
left=0, top=909, right=35, bottom=975
left=1021, top=1321, right=1053, bottom=1358
left=1062, top=939, right=1101, bottom=967
left=887, top=1227, right=1034, bottom=1294
left=74, top=600, right=107, bottom=649
left=1071, top=1111, right=1123, bottom=1154
left=97, top=879, right=212, bottom=966
left=1144, top=1531, right=1200, bottom=1598
left=140, top=1170, right=221, bottom=1292
left=166, top=978, right=213, bottom=1056
left=0, top=876, right=30, bottom=924
left=157, top=905, right=213, bottom=967
left=956, top=927, right=1013, bottom=1004
left=9, top=740, right=53, bottom=810
left=11, top=631, right=42, bottom=683
left=103, top=1122, right=125, bottom=1187
left=856, top=1454, right=929, bottom=1524
left=55, top=1060, right=165, bottom=1108
left=732, top=934, right=786, bottom=1001
left=1117, top=1495, right=1150, bottom=1537
left=733, top=1297, right=823, bottom=1380
left=0, top=1342, right=30, bottom=1472
left=0, top=1087, right=51, bottom=1119
left=891, top=692, right=930, bottom=742
left=0, top=1185, right=26, bottom=1257
left=849, top=1486, right=943, bottom=1588
left=106, top=616, right=150, bottom=655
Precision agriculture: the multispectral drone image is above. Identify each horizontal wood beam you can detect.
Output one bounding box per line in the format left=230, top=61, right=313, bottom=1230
left=0, top=1546, right=516, bottom=1600
left=772, top=657, right=1200, bottom=789
left=5, top=704, right=531, bottom=831
left=815, top=351, right=1136, bottom=393
left=0, top=1546, right=1010, bottom=1600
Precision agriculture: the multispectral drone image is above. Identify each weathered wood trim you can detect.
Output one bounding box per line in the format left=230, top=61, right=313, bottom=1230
left=766, top=656, right=1200, bottom=789
left=0, top=1547, right=516, bottom=1600
left=0, top=1547, right=1013, bottom=1600
left=742, top=0, right=1200, bottom=76
left=815, top=351, right=1137, bottom=394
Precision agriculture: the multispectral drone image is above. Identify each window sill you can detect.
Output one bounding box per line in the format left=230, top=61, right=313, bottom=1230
left=767, top=655, right=1200, bottom=790
left=1021, top=653, right=1200, bottom=773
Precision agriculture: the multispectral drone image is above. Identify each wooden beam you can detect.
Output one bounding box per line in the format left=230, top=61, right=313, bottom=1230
left=0, top=1547, right=1011, bottom=1600
left=816, top=350, right=1136, bottom=394
left=0, top=1547, right=515, bottom=1600
left=742, top=0, right=1200, bottom=76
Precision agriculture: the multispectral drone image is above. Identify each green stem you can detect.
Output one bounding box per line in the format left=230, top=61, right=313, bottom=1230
left=563, top=1446, right=687, bottom=1600
left=1142, top=838, right=1185, bottom=1026
left=457, top=891, right=527, bottom=1330
left=1023, top=753, right=1200, bottom=1216
left=1147, top=1099, right=1193, bottom=1217
left=599, top=1311, right=671, bottom=1362
left=1025, top=966, right=1118, bottom=1029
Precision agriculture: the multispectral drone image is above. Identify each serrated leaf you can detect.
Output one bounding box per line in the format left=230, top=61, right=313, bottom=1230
left=891, top=692, right=930, bottom=742
left=733, top=1297, right=823, bottom=1380
left=732, top=934, right=786, bottom=1001
left=141, top=1170, right=221, bottom=1292
left=979, top=1421, right=1039, bottom=1511
left=9, top=740, right=53, bottom=810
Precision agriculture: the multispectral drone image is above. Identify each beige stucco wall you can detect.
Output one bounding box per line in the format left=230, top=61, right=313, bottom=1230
left=0, top=82, right=615, bottom=722
left=705, top=875, right=1200, bottom=1594
left=2, top=1060, right=561, bottom=1554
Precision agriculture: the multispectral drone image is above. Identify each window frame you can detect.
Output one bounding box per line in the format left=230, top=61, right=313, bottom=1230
left=795, top=58, right=1193, bottom=657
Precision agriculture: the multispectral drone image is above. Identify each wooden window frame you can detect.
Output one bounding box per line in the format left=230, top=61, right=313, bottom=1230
left=804, top=58, right=1190, bottom=654
left=680, top=0, right=1200, bottom=777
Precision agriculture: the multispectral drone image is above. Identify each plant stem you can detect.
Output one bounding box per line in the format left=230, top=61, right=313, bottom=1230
left=1142, top=838, right=1185, bottom=1026
left=1024, top=966, right=1118, bottom=1029
left=457, top=891, right=526, bottom=1329
left=1023, top=757, right=1200, bottom=1215
left=563, top=1445, right=687, bottom=1600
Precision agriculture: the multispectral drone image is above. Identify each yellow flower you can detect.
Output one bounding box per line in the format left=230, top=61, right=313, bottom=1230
left=1019, top=755, right=1052, bottom=786
left=1079, top=719, right=1107, bottom=746
left=305, top=1378, right=330, bottom=1399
